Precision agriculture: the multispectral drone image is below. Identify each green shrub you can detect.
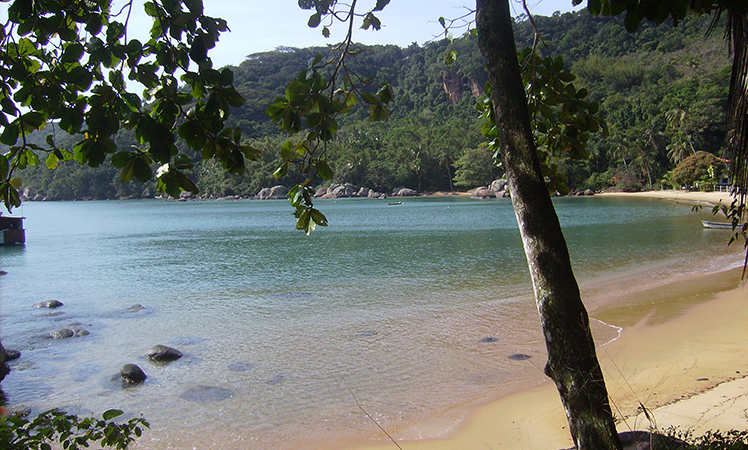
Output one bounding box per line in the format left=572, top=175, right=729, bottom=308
left=0, top=409, right=148, bottom=450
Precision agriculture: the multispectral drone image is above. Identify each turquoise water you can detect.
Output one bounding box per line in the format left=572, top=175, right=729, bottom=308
left=0, top=196, right=741, bottom=449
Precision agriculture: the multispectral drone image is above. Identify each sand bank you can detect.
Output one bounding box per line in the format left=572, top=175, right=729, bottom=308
left=342, top=191, right=748, bottom=450
left=600, top=189, right=735, bottom=208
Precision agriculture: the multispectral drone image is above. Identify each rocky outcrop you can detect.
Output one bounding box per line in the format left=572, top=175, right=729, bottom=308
left=33, top=300, right=64, bottom=309
left=395, top=187, right=418, bottom=197
left=441, top=71, right=463, bottom=104
left=470, top=179, right=509, bottom=199
left=120, top=364, right=147, bottom=384
left=145, top=345, right=182, bottom=363
left=256, top=185, right=289, bottom=200
left=315, top=183, right=387, bottom=199
left=470, top=186, right=493, bottom=199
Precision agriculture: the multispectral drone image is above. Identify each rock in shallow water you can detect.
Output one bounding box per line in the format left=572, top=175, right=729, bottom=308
left=34, top=300, right=64, bottom=309
left=4, top=349, right=21, bottom=361
left=180, top=385, right=233, bottom=402
left=508, top=353, right=531, bottom=361
left=47, top=327, right=89, bottom=339
left=120, top=364, right=147, bottom=384
left=145, top=344, right=182, bottom=362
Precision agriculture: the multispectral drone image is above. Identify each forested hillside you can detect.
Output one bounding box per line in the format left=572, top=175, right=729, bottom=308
left=15, top=9, right=731, bottom=201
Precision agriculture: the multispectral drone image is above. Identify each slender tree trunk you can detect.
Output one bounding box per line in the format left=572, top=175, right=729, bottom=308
left=475, top=1, right=622, bottom=449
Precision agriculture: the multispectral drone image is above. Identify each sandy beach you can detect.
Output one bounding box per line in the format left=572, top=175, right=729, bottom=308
left=341, top=190, right=748, bottom=450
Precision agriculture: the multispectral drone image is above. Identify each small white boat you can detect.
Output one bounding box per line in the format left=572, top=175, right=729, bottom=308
left=701, top=220, right=734, bottom=229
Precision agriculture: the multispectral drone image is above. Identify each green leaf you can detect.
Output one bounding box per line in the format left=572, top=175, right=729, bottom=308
left=315, top=160, right=334, bottom=180
left=45, top=152, right=60, bottom=169
left=373, top=0, right=390, bottom=11
left=280, top=141, right=293, bottom=160
left=308, top=12, right=322, bottom=28
left=102, top=410, right=124, bottom=423
left=273, top=161, right=288, bottom=178
left=0, top=122, right=18, bottom=145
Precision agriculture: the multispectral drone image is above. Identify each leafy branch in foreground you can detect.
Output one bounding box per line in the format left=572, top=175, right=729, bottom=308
left=0, top=0, right=258, bottom=210
left=267, top=0, right=392, bottom=234
left=0, top=408, right=149, bottom=450
left=475, top=49, right=606, bottom=194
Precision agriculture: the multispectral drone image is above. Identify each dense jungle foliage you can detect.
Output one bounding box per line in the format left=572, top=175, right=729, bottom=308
left=13, top=9, right=732, bottom=201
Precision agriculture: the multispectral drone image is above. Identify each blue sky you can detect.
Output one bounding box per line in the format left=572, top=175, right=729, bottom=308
left=118, top=0, right=585, bottom=68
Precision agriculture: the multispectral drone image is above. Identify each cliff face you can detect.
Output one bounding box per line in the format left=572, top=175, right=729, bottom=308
left=441, top=72, right=485, bottom=104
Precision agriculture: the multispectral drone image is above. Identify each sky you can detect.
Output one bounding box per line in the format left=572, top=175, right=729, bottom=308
left=115, top=0, right=585, bottom=68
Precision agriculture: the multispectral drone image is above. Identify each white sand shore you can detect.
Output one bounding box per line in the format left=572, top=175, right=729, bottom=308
left=341, top=190, right=748, bottom=450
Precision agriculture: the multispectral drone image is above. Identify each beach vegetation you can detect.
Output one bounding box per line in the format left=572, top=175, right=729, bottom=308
left=0, top=408, right=149, bottom=450
left=663, top=428, right=748, bottom=449
left=672, top=151, right=725, bottom=189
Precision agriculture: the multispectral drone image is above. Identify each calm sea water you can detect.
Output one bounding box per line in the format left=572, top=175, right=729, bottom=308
left=0, top=196, right=741, bottom=449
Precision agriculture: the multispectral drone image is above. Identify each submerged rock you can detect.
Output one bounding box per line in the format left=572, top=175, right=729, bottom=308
left=479, top=336, right=499, bottom=343
left=34, top=300, right=64, bottom=309
left=47, top=327, right=89, bottom=339
left=125, top=304, right=145, bottom=312
left=180, top=385, right=233, bottom=402
left=145, top=345, right=182, bottom=362
left=227, top=361, right=254, bottom=372
left=120, top=364, right=147, bottom=384
left=508, top=353, right=531, bottom=361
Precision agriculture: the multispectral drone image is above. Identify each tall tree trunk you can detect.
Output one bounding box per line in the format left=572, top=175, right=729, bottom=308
left=475, top=1, right=622, bottom=449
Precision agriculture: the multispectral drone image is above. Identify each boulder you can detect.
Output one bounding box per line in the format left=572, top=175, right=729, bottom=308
left=145, top=344, right=182, bottom=362
left=471, top=187, right=492, bottom=199
left=5, top=349, right=21, bottom=361
left=269, top=185, right=288, bottom=199
left=315, top=187, right=329, bottom=198
left=584, top=189, right=595, bottom=196
left=490, top=179, right=508, bottom=192
left=48, top=327, right=89, bottom=339
left=256, top=187, right=272, bottom=199
left=120, top=364, right=147, bottom=384
left=396, top=188, right=418, bottom=197
left=33, top=300, right=64, bottom=309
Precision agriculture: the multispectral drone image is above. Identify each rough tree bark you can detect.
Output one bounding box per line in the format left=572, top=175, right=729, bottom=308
left=475, top=1, right=622, bottom=449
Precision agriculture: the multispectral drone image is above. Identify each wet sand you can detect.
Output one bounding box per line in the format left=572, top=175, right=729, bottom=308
left=341, top=190, right=748, bottom=450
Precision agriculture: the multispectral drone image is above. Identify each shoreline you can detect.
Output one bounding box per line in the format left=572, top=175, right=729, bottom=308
left=340, top=190, right=748, bottom=450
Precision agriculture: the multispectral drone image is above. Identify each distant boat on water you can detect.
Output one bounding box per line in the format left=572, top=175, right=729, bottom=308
left=701, top=220, right=734, bottom=229
left=0, top=214, right=25, bottom=245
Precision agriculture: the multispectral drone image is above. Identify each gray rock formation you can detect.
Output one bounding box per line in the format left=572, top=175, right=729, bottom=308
left=396, top=188, right=418, bottom=197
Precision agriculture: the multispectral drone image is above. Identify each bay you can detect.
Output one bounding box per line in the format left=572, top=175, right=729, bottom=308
left=0, top=196, right=740, bottom=449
